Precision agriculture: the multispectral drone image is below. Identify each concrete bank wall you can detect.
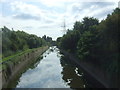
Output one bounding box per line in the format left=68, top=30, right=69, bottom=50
left=1, top=46, right=49, bottom=88
left=61, top=50, right=118, bottom=88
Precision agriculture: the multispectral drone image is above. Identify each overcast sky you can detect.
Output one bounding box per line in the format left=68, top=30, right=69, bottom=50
left=0, top=0, right=119, bottom=40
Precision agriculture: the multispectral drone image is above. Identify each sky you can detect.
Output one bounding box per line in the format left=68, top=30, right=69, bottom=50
left=0, top=0, right=119, bottom=40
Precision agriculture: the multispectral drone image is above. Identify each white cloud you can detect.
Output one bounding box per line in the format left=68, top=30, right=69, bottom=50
left=37, top=0, right=119, bottom=7
left=10, top=1, right=59, bottom=23
left=64, top=2, right=117, bottom=22
left=0, top=0, right=118, bottom=40
left=0, top=0, right=7, bottom=3
left=33, top=0, right=76, bottom=7
left=11, top=1, right=43, bottom=20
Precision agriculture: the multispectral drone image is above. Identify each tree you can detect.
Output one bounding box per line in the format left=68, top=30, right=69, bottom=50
left=42, top=35, right=47, bottom=41
left=57, top=8, right=119, bottom=87
left=77, top=30, right=98, bottom=61
left=82, top=17, right=99, bottom=31
left=73, top=21, right=83, bottom=33
left=60, top=30, right=80, bottom=53
left=2, top=27, right=47, bottom=58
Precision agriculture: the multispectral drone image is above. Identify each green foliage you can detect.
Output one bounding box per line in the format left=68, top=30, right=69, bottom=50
left=82, top=17, right=99, bottom=31
left=57, top=8, right=119, bottom=75
left=42, top=35, right=53, bottom=46
left=2, top=27, right=47, bottom=58
left=77, top=8, right=119, bottom=72
left=56, top=37, right=62, bottom=47
left=95, top=8, right=120, bottom=72
left=73, top=17, right=99, bottom=34
left=77, top=31, right=98, bottom=60
left=60, top=30, right=80, bottom=53
left=58, top=17, right=99, bottom=53
left=73, top=21, right=83, bottom=31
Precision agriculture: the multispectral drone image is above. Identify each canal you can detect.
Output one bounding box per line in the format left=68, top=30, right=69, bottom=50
left=13, top=46, right=90, bottom=88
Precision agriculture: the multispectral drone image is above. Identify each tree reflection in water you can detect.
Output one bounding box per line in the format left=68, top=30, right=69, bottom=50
left=60, top=56, right=86, bottom=88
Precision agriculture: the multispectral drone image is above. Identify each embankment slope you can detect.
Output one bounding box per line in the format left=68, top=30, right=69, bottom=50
left=1, top=46, right=49, bottom=88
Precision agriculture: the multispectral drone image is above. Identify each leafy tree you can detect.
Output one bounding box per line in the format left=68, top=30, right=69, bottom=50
left=73, top=21, right=83, bottom=32
left=57, top=8, right=120, bottom=86
left=82, top=17, right=99, bottom=31
left=42, top=35, right=53, bottom=46
left=60, top=30, right=80, bottom=53
left=2, top=27, right=47, bottom=58
left=56, top=37, right=62, bottom=47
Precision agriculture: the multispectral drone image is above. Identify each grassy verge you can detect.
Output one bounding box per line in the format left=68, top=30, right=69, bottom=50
left=0, top=46, right=45, bottom=71
left=1, top=49, right=30, bottom=63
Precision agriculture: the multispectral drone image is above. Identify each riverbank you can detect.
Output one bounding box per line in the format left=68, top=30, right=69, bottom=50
left=8, top=46, right=88, bottom=88
left=1, top=46, right=49, bottom=89
left=60, top=50, right=116, bottom=88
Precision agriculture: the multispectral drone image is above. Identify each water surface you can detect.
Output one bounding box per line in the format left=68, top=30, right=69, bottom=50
left=16, top=46, right=87, bottom=88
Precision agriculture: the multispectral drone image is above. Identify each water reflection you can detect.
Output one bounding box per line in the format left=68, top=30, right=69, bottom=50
left=16, top=46, right=68, bottom=88
left=13, top=46, right=87, bottom=88
left=29, top=56, right=43, bottom=69
left=60, top=56, right=86, bottom=88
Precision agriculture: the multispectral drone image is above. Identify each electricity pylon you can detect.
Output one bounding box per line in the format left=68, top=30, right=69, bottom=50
left=61, top=18, right=67, bottom=34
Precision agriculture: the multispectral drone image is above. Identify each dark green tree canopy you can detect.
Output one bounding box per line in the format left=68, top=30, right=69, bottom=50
left=56, top=8, right=119, bottom=83
left=2, top=27, right=47, bottom=58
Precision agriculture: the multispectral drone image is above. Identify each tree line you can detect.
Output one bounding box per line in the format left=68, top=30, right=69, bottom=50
left=57, top=8, right=119, bottom=77
left=2, top=26, right=53, bottom=58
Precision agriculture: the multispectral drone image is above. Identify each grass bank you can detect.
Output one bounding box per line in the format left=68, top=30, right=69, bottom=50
left=0, top=46, right=46, bottom=71
left=1, top=46, right=49, bottom=89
